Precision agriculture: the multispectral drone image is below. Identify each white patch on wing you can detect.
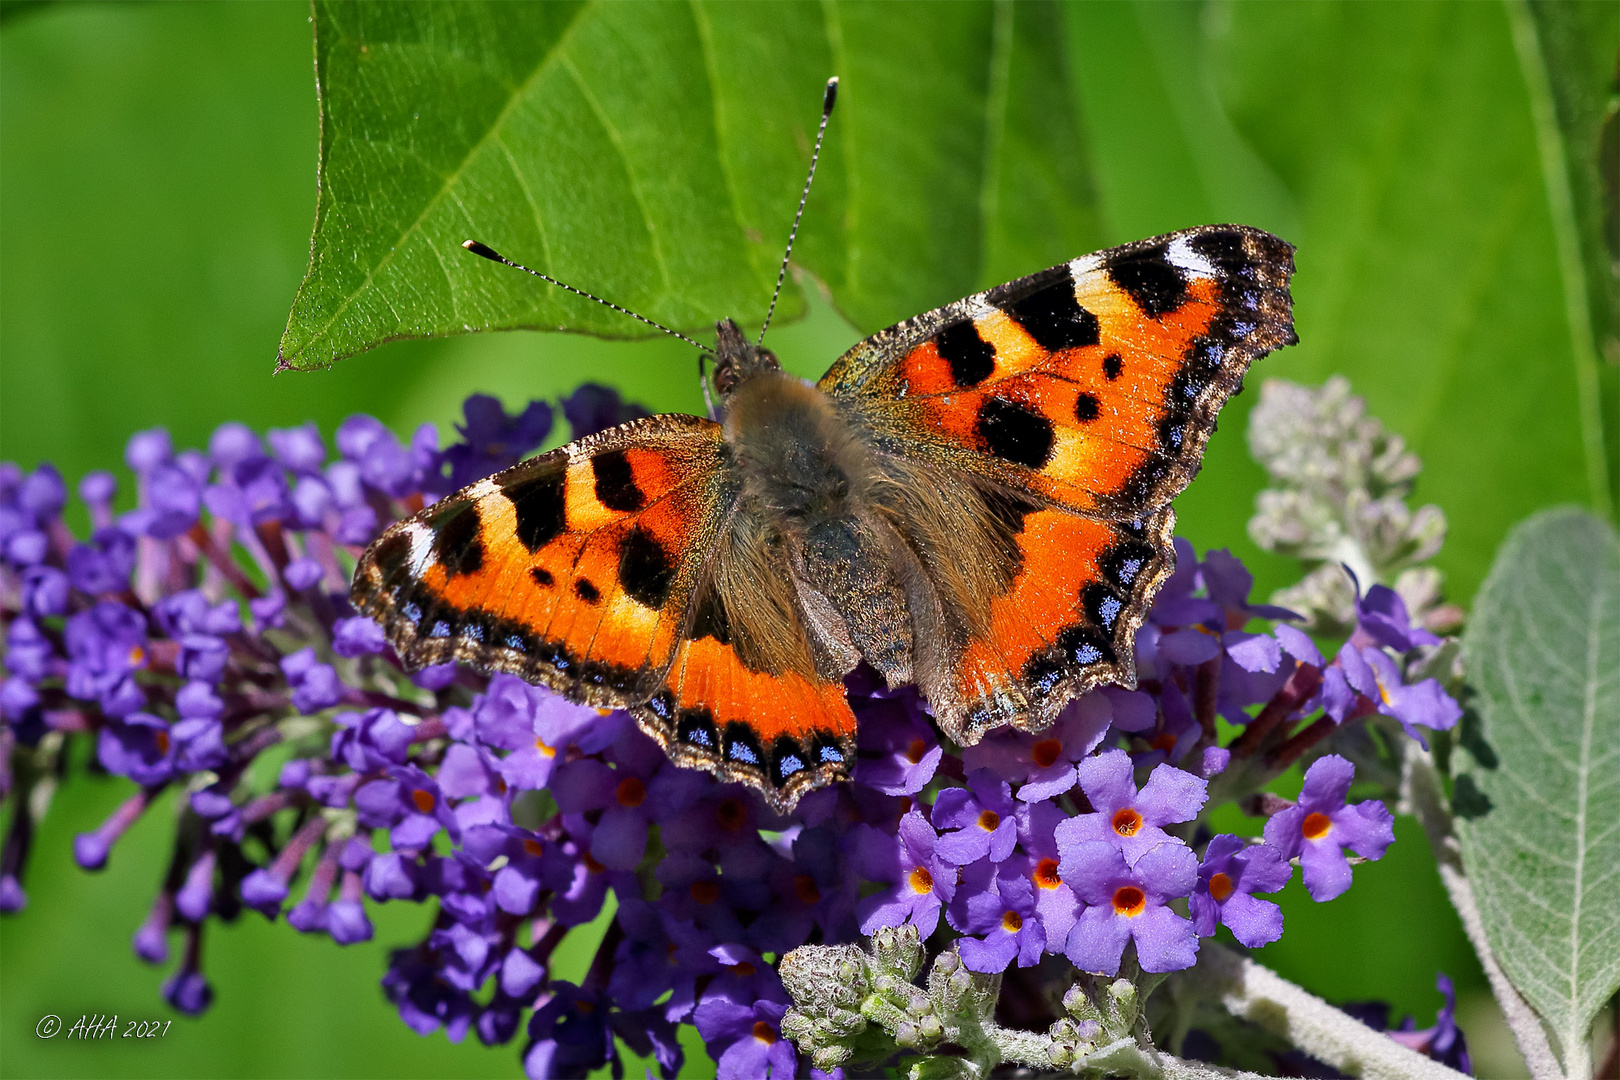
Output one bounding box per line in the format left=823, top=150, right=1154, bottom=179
left=1069, top=253, right=1104, bottom=277
left=405, top=523, right=435, bottom=577
left=1166, top=236, right=1217, bottom=279
left=466, top=478, right=500, bottom=500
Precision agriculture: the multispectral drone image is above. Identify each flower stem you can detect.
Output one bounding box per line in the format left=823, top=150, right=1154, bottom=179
left=1196, top=944, right=1471, bottom=1080
left=1400, top=742, right=1564, bottom=1080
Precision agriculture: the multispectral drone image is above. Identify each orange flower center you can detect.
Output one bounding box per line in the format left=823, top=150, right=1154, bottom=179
left=533, top=737, right=557, bottom=758
left=906, top=738, right=928, bottom=764
left=128, top=645, right=146, bottom=666
left=1302, top=811, right=1332, bottom=840
left=752, top=1020, right=777, bottom=1044
left=1001, top=910, right=1023, bottom=932
left=716, top=798, right=746, bottom=832
left=1031, top=739, right=1063, bottom=769
left=615, top=777, right=646, bottom=808
left=154, top=729, right=171, bottom=754
left=1112, top=808, right=1143, bottom=837
left=1150, top=732, right=1178, bottom=753
left=1208, top=871, right=1234, bottom=903
left=729, top=961, right=756, bottom=977
left=690, top=880, right=721, bottom=905
left=410, top=788, right=436, bottom=814
left=522, top=838, right=545, bottom=858
left=978, top=809, right=1000, bottom=832
left=575, top=1000, right=595, bottom=1015
left=582, top=852, right=606, bottom=874
left=1112, top=885, right=1147, bottom=917
left=794, top=874, right=822, bottom=905
left=1033, top=858, right=1062, bottom=890
left=909, top=866, right=934, bottom=894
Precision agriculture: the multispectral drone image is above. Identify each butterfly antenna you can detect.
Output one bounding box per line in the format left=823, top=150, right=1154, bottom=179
left=757, top=76, right=838, bottom=345
left=461, top=240, right=714, bottom=355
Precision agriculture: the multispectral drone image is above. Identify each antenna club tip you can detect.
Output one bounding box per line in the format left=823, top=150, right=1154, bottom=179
left=463, top=240, right=503, bottom=262
left=823, top=76, right=838, bottom=112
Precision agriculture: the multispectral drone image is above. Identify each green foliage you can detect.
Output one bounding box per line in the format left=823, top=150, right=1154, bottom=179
left=278, top=1, right=1105, bottom=370
left=1455, top=508, right=1620, bottom=1073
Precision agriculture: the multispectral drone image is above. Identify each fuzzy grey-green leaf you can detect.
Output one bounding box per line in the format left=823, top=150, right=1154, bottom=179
left=1455, top=507, right=1620, bottom=1072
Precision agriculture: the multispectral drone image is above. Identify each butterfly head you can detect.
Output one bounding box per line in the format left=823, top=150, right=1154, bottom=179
left=712, top=317, right=781, bottom=397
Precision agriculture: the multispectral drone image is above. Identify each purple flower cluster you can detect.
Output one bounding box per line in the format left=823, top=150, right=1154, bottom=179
left=0, top=389, right=1463, bottom=1078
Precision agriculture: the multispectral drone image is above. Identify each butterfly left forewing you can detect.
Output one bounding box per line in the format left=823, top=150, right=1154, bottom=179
left=351, top=414, right=733, bottom=709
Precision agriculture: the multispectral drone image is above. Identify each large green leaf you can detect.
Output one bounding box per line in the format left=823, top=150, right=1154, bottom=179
left=277, top=0, right=1106, bottom=370
left=1455, top=508, right=1620, bottom=1073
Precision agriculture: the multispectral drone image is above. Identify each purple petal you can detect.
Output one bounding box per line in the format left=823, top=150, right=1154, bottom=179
left=1133, top=841, right=1198, bottom=901
left=1057, top=840, right=1128, bottom=907
left=1075, top=750, right=1136, bottom=814
left=590, top=805, right=650, bottom=871
left=1129, top=903, right=1199, bottom=973
left=1160, top=628, right=1223, bottom=665
left=1134, top=764, right=1208, bottom=827
left=1334, top=800, right=1396, bottom=862
left=1299, top=754, right=1356, bottom=812
left=1219, top=891, right=1284, bottom=948
left=1066, top=905, right=1131, bottom=975
left=1225, top=631, right=1282, bottom=674
left=1299, top=840, right=1353, bottom=902
left=1274, top=624, right=1323, bottom=666
left=959, top=929, right=1019, bottom=973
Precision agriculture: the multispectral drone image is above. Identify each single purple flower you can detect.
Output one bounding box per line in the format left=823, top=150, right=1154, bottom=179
left=963, top=689, right=1118, bottom=798
left=694, top=995, right=796, bottom=1080
left=1387, top=974, right=1471, bottom=1073
left=950, top=858, right=1045, bottom=973
left=1056, top=749, right=1208, bottom=862
left=932, top=769, right=1018, bottom=865
left=1340, top=644, right=1461, bottom=744
left=332, top=615, right=388, bottom=657
left=1354, top=582, right=1440, bottom=653
left=1263, top=755, right=1395, bottom=902
left=97, top=712, right=177, bottom=786
left=1062, top=840, right=1199, bottom=975
left=1191, top=834, right=1291, bottom=947
left=851, top=692, right=941, bottom=795
left=853, top=809, right=954, bottom=936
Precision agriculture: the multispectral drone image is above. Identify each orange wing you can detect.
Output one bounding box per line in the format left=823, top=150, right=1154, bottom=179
left=818, top=226, right=1295, bottom=742
left=819, top=225, right=1296, bottom=519
left=352, top=414, right=855, bottom=811
left=351, top=414, right=733, bottom=708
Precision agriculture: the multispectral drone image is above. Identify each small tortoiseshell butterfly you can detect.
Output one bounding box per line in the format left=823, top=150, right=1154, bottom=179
left=351, top=79, right=1296, bottom=812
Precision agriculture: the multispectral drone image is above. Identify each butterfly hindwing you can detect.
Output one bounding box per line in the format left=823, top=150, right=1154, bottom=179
left=351, top=414, right=732, bottom=708
left=820, top=225, right=1296, bottom=519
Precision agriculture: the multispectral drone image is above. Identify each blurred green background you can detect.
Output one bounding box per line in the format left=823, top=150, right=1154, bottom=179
left=2, top=1, right=1613, bottom=1077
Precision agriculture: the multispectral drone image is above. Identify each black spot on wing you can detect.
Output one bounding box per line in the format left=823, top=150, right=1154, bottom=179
left=504, top=469, right=567, bottom=553
left=368, top=530, right=412, bottom=578
left=975, top=397, right=1055, bottom=469
left=530, top=566, right=554, bottom=588
left=619, top=526, right=675, bottom=609
left=1100, top=536, right=1155, bottom=590
left=1107, top=243, right=1188, bottom=317
left=1074, top=393, right=1100, bottom=422
left=591, top=449, right=644, bottom=512
left=1190, top=228, right=1246, bottom=267
left=688, top=588, right=731, bottom=645
left=574, top=578, right=601, bottom=604
left=935, top=320, right=996, bottom=388
left=1002, top=271, right=1100, bottom=352
left=1103, top=354, right=1123, bottom=381
left=428, top=501, right=484, bottom=577
left=769, top=736, right=810, bottom=786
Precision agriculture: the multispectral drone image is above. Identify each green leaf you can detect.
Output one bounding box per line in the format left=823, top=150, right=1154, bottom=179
left=1512, top=0, right=1620, bottom=517
left=277, top=0, right=1106, bottom=370
left=1455, top=507, right=1620, bottom=1074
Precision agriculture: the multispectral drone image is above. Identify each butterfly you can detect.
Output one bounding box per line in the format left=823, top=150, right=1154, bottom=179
left=350, top=83, right=1296, bottom=813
